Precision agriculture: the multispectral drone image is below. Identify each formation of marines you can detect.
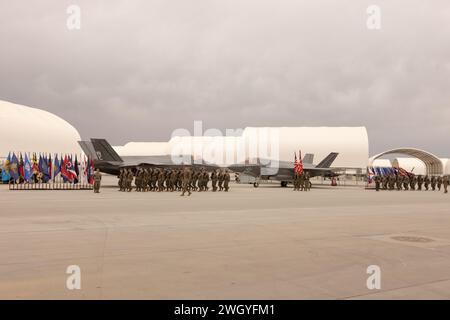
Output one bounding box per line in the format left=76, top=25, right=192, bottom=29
left=117, top=167, right=231, bottom=195
left=373, top=174, right=450, bottom=193
left=293, top=172, right=312, bottom=191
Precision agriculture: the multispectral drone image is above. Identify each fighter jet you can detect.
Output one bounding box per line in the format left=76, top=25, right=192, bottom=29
left=78, top=138, right=219, bottom=175
left=228, top=152, right=339, bottom=187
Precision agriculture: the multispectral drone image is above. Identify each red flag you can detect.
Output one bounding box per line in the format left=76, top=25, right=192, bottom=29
left=61, top=155, right=77, bottom=182
left=87, top=158, right=94, bottom=185
left=48, top=154, right=52, bottom=180
left=294, top=152, right=298, bottom=173
left=19, top=153, right=25, bottom=178
left=297, top=150, right=304, bottom=175
left=32, top=153, right=39, bottom=175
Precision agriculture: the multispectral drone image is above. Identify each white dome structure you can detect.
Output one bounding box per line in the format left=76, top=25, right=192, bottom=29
left=0, top=100, right=82, bottom=158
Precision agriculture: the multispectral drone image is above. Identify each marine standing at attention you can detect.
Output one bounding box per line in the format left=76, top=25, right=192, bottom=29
left=93, top=169, right=102, bottom=193
left=443, top=175, right=449, bottom=194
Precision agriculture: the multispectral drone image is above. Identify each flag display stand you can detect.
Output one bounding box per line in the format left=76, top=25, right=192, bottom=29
left=8, top=182, right=93, bottom=191
left=3, top=151, right=96, bottom=191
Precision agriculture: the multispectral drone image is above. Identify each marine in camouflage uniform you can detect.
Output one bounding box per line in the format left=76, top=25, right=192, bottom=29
left=151, top=169, right=158, bottom=191
left=223, top=169, right=230, bottom=192
left=93, top=169, right=102, bottom=193
left=190, top=170, right=197, bottom=191
left=424, top=175, right=430, bottom=191
left=299, top=173, right=305, bottom=191
left=374, top=175, right=381, bottom=191
left=165, top=169, right=171, bottom=191
left=304, top=172, right=311, bottom=191
left=143, top=168, right=150, bottom=192
left=431, top=176, right=436, bottom=191
left=388, top=174, right=396, bottom=190
left=118, top=168, right=125, bottom=191
left=218, top=170, right=224, bottom=191
left=396, top=175, right=402, bottom=191
left=410, top=175, right=416, bottom=191
left=126, top=169, right=134, bottom=192
left=203, top=170, right=210, bottom=191
left=443, top=175, right=449, bottom=194
left=293, top=172, right=300, bottom=191
left=403, top=175, right=409, bottom=190
left=197, top=169, right=204, bottom=192
left=437, top=176, right=443, bottom=191
left=157, top=169, right=165, bottom=192
left=181, top=167, right=192, bottom=196
left=135, top=168, right=142, bottom=192
left=382, top=175, right=388, bottom=190
left=417, top=175, right=424, bottom=190
left=211, top=170, right=218, bottom=192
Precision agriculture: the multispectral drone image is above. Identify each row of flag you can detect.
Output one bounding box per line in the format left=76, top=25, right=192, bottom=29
left=367, top=166, right=414, bottom=183
left=294, top=150, right=304, bottom=175
left=1, top=152, right=95, bottom=184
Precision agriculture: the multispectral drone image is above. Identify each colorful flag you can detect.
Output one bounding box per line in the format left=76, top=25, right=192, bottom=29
left=61, top=155, right=77, bottom=183
left=2, top=152, right=11, bottom=182
left=53, top=154, right=61, bottom=177
left=294, top=152, right=298, bottom=173
left=297, top=150, right=304, bottom=175
left=9, top=153, right=20, bottom=181
left=32, top=153, right=39, bottom=176
left=74, top=155, right=79, bottom=184
left=24, top=153, right=33, bottom=182
left=19, top=153, right=25, bottom=178
left=88, top=158, right=94, bottom=185
left=48, top=154, right=52, bottom=181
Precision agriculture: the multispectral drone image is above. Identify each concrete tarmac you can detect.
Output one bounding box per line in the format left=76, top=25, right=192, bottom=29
left=1, top=177, right=449, bottom=299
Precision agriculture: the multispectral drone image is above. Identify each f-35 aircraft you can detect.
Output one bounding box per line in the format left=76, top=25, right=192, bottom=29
left=79, top=139, right=339, bottom=187
left=228, top=152, right=339, bottom=187
left=78, top=138, right=219, bottom=175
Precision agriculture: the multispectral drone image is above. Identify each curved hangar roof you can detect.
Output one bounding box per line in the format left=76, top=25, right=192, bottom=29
left=369, top=148, right=444, bottom=175
left=0, top=100, right=82, bottom=157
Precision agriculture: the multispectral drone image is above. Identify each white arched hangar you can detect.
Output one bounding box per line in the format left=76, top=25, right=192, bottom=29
left=0, top=100, right=82, bottom=160
left=242, top=127, right=369, bottom=170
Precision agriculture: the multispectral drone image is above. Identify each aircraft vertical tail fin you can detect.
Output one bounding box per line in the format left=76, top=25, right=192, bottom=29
left=78, top=141, right=98, bottom=159
left=303, top=153, right=314, bottom=164
left=90, top=138, right=123, bottom=162
left=316, top=152, right=339, bottom=168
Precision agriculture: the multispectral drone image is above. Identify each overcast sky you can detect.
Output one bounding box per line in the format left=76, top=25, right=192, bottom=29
left=1, top=0, right=449, bottom=155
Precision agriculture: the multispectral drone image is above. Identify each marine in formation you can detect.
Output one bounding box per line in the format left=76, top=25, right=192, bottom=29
left=372, top=173, right=449, bottom=193
left=116, top=167, right=232, bottom=194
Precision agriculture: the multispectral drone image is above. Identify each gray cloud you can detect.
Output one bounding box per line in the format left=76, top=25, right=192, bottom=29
left=1, top=0, right=449, bottom=156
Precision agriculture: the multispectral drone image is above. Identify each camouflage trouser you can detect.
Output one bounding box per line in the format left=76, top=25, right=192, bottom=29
left=181, top=181, right=191, bottom=196
left=224, top=181, right=229, bottom=191
left=94, top=182, right=101, bottom=193
left=212, top=180, right=217, bottom=191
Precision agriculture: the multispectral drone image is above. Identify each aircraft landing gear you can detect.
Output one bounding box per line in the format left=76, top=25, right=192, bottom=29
left=281, top=181, right=288, bottom=187
left=253, top=182, right=259, bottom=188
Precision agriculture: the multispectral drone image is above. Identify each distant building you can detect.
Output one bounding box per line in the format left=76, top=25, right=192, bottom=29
left=113, top=127, right=369, bottom=171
